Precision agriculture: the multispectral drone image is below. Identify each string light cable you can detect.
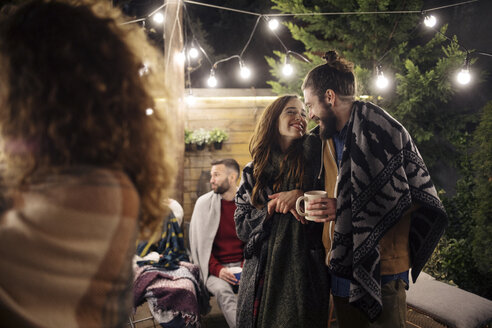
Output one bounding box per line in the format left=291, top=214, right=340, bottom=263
left=163, top=1, right=183, bottom=71
left=181, top=0, right=483, bottom=85
left=122, top=0, right=489, bottom=88
left=182, top=5, right=213, bottom=66
left=375, top=2, right=491, bottom=88
left=204, top=15, right=263, bottom=85
left=120, top=2, right=168, bottom=25
left=421, top=11, right=492, bottom=85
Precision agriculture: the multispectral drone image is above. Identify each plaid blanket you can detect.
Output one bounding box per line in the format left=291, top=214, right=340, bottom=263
left=133, top=259, right=203, bottom=327
left=0, top=167, right=138, bottom=327
left=133, top=216, right=208, bottom=327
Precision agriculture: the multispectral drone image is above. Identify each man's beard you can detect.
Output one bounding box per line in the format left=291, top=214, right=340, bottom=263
left=320, top=102, right=337, bottom=140
left=212, top=179, right=230, bottom=195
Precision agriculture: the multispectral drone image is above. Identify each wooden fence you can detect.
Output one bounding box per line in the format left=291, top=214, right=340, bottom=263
left=182, top=88, right=276, bottom=222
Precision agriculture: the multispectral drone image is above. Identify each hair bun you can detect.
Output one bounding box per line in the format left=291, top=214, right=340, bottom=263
left=322, top=50, right=338, bottom=64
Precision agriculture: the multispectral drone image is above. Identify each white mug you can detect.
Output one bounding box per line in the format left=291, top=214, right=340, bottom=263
left=295, top=190, right=328, bottom=221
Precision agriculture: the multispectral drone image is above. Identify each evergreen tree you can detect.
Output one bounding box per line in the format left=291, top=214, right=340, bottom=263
left=267, top=0, right=492, bottom=298
left=424, top=113, right=492, bottom=299
left=266, top=0, right=474, bottom=175
left=471, top=101, right=492, bottom=276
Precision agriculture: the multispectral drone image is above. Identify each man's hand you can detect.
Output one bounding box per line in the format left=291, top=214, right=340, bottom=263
left=218, top=267, right=239, bottom=285
left=305, top=197, right=337, bottom=223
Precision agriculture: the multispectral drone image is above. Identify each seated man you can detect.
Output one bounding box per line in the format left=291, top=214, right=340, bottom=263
left=189, top=159, right=244, bottom=328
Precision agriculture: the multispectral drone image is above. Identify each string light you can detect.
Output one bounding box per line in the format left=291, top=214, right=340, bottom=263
left=376, top=65, right=389, bottom=89
left=207, top=70, right=218, bottom=87
left=239, top=60, right=251, bottom=79
left=188, top=46, right=199, bottom=59
left=185, top=89, right=196, bottom=105
left=152, top=12, right=164, bottom=24
left=185, top=94, right=196, bottom=105
left=282, top=64, right=293, bottom=76
left=423, top=14, right=437, bottom=28
left=268, top=18, right=279, bottom=30
left=145, top=108, right=154, bottom=116
left=183, top=6, right=309, bottom=87
left=282, top=55, right=293, bottom=76
left=123, top=0, right=489, bottom=91
left=175, top=51, right=186, bottom=64
left=457, top=53, right=471, bottom=85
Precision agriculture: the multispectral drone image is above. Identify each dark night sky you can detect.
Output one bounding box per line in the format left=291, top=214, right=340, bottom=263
left=182, top=0, right=302, bottom=89
left=180, top=0, right=492, bottom=92
left=118, top=0, right=492, bottom=106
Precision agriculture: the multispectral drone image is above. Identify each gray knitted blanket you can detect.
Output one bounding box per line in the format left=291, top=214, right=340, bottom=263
left=329, top=101, right=448, bottom=321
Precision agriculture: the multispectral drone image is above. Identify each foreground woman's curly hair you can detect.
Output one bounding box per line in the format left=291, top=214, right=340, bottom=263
left=0, top=0, right=175, bottom=237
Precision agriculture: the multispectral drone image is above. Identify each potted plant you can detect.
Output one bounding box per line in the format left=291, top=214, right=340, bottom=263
left=191, top=128, right=211, bottom=150
left=185, top=128, right=193, bottom=151
left=209, top=128, right=229, bottom=150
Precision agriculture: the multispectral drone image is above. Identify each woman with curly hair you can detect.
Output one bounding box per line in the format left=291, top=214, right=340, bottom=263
left=234, top=95, right=331, bottom=328
left=0, top=0, right=174, bottom=326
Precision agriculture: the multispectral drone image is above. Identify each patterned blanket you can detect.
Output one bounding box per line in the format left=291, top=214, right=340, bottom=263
left=329, top=101, right=448, bottom=320
left=136, top=216, right=189, bottom=270
left=133, top=216, right=207, bottom=327
left=133, top=259, right=203, bottom=327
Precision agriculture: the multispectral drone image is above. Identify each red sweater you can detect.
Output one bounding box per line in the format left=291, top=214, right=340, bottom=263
left=209, top=199, right=244, bottom=277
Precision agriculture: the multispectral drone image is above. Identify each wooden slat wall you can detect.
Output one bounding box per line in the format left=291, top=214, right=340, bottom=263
left=182, top=89, right=276, bottom=222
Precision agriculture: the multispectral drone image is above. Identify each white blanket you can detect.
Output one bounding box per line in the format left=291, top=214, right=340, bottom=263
left=189, top=191, right=222, bottom=283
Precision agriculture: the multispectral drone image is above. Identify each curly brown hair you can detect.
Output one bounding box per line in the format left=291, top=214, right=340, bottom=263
left=0, top=0, right=175, bottom=238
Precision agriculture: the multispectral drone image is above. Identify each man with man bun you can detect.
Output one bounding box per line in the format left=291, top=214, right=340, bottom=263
left=302, top=50, right=448, bottom=327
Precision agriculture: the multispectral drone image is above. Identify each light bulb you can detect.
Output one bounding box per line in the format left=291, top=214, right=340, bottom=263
left=185, top=94, right=196, bottom=106
left=152, top=12, right=164, bottom=24
left=457, top=69, right=471, bottom=85
left=145, top=108, right=154, bottom=116
left=240, top=66, right=251, bottom=79
left=282, top=63, right=293, bottom=76
left=175, top=51, right=185, bottom=64
left=207, top=75, right=217, bottom=87
left=189, top=47, right=199, bottom=59
left=376, top=75, right=389, bottom=89
left=268, top=19, right=279, bottom=31
left=424, top=15, right=436, bottom=28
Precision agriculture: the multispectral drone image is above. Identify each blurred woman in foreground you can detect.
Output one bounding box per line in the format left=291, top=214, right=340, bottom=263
left=0, top=1, right=174, bottom=326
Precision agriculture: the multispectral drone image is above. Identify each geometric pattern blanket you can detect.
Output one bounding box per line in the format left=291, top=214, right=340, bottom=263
left=136, top=215, right=189, bottom=270
left=133, top=258, right=203, bottom=327
left=328, top=101, right=448, bottom=321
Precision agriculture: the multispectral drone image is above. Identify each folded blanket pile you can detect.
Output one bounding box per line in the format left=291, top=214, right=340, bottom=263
left=133, top=257, right=203, bottom=327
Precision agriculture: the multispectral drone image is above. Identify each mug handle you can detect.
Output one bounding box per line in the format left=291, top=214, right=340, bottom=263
left=295, top=196, right=308, bottom=217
